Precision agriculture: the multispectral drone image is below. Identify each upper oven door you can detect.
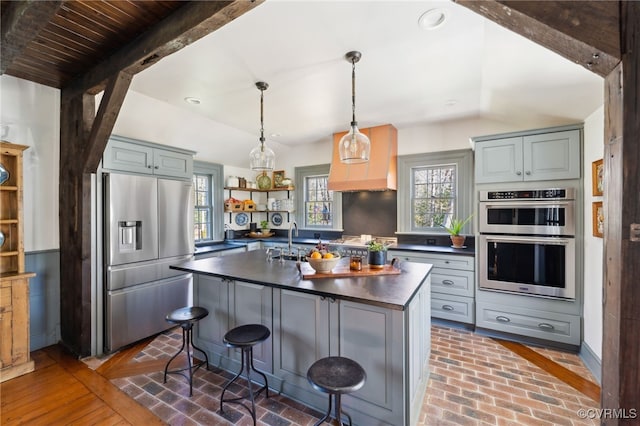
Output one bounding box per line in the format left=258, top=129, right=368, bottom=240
left=479, top=200, right=575, bottom=236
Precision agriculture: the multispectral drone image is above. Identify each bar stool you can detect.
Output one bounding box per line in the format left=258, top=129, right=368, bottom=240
left=307, top=356, right=366, bottom=426
left=220, top=324, right=271, bottom=425
left=163, top=306, right=210, bottom=396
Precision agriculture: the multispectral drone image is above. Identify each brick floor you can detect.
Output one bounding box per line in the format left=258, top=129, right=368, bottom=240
left=104, top=325, right=600, bottom=425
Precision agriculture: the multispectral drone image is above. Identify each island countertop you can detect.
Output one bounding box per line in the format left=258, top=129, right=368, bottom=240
left=171, top=250, right=432, bottom=311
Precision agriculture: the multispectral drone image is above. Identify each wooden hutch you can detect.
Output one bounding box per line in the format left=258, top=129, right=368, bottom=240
left=0, top=141, right=36, bottom=382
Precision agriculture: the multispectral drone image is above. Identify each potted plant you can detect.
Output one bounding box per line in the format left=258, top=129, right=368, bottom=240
left=260, top=220, right=270, bottom=234
left=443, top=214, right=473, bottom=248
left=367, top=240, right=387, bottom=269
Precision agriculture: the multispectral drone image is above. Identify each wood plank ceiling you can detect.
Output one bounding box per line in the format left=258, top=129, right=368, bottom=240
left=0, top=0, right=186, bottom=89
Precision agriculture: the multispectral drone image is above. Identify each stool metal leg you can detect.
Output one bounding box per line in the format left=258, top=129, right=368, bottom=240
left=164, top=325, right=209, bottom=397
left=313, top=395, right=332, bottom=426
left=220, top=347, right=270, bottom=426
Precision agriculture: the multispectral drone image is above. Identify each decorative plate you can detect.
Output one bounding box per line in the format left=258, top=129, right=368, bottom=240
left=235, top=212, right=249, bottom=226
left=0, top=230, right=4, bottom=248
left=257, top=173, right=271, bottom=190
left=271, top=212, right=283, bottom=226
left=0, top=163, right=9, bottom=185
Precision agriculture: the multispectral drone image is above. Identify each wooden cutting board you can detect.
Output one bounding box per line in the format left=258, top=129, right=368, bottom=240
left=302, top=264, right=401, bottom=279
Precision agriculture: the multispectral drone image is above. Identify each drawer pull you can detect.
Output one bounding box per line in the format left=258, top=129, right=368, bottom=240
left=441, top=279, right=454, bottom=286
left=444, top=260, right=450, bottom=264
left=538, top=322, right=555, bottom=331
left=442, top=304, right=454, bottom=311
left=496, top=315, right=511, bottom=323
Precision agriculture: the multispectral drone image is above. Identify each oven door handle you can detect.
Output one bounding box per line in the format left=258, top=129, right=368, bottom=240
left=481, top=200, right=573, bottom=208
left=483, top=235, right=573, bottom=245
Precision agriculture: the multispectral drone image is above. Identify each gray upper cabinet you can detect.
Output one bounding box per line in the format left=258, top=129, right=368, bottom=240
left=474, top=128, right=581, bottom=183
left=103, top=136, right=194, bottom=179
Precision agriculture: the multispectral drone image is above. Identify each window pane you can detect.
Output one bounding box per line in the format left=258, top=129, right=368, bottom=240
left=193, top=174, right=213, bottom=242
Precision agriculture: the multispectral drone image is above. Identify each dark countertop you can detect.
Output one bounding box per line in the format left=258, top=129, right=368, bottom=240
left=195, top=238, right=475, bottom=256
left=172, top=250, right=432, bottom=311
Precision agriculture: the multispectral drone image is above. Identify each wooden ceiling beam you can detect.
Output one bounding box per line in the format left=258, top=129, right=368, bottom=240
left=455, top=0, right=621, bottom=77
left=0, top=0, right=64, bottom=74
left=63, top=0, right=264, bottom=96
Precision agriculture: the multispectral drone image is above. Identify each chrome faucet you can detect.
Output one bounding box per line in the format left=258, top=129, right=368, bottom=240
left=288, top=220, right=298, bottom=255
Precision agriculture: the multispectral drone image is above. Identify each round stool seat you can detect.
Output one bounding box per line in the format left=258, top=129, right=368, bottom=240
left=224, top=324, right=271, bottom=348
left=307, top=356, right=366, bottom=395
left=166, top=306, right=209, bottom=328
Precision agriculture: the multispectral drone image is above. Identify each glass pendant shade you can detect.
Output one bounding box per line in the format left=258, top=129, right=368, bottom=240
left=249, top=81, right=275, bottom=171
left=249, top=141, right=275, bottom=171
left=339, top=122, right=370, bottom=163
left=340, top=51, right=370, bottom=164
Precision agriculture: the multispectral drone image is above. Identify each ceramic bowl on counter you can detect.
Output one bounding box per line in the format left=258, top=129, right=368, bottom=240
left=306, top=254, right=341, bottom=274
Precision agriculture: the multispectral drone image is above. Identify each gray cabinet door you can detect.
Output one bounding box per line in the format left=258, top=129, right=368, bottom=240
left=194, top=275, right=230, bottom=357
left=103, top=139, right=153, bottom=174
left=272, top=290, right=330, bottom=390
left=153, top=148, right=193, bottom=179
left=474, top=136, right=523, bottom=183
left=229, top=280, right=273, bottom=373
left=524, top=129, right=580, bottom=181
left=338, top=300, right=405, bottom=425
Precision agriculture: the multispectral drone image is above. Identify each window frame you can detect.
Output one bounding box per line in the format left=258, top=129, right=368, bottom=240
left=294, top=164, right=343, bottom=230
left=193, top=161, right=224, bottom=244
left=397, top=149, right=473, bottom=234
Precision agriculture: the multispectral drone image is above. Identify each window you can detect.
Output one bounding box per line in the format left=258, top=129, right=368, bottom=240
left=413, top=164, right=457, bottom=228
left=397, top=150, right=473, bottom=233
left=193, top=161, right=223, bottom=242
left=295, top=164, right=342, bottom=230
left=193, top=174, right=212, bottom=241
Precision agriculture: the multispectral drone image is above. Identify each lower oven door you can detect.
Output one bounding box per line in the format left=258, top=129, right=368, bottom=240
left=478, top=234, right=575, bottom=299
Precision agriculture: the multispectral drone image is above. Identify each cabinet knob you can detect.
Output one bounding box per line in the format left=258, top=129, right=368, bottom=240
left=442, top=279, right=454, bottom=286
left=147, top=165, right=152, bottom=169
left=442, top=304, right=454, bottom=311
left=154, top=165, right=159, bottom=169
left=525, top=171, right=531, bottom=175
left=516, top=171, right=522, bottom=176
left=496, top=315, right=511, bottom=323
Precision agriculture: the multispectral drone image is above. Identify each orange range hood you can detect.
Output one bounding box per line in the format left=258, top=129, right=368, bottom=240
left=328, top=124, right=397, bottom=191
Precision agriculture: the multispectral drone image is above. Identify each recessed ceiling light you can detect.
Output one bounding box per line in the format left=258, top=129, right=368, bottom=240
left=418, top=9, right=448, bottom=30
left=445, top=99, right=458, bottom=107
left=270, top=133, right=281, bottom=138
left=184, top=97, right=201, bottom=105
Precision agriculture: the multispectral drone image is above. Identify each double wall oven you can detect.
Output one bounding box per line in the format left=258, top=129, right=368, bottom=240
left=478, top=188, right=576, bottom=299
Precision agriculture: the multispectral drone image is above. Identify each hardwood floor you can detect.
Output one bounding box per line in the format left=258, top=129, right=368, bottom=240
left=1, top=326, right=601, bottom=425
left=1, top=344, right=162, bottom=425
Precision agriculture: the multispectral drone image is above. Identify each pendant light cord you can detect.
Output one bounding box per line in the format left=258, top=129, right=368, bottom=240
left=259, top=87, right=266, bottom=151
left=351, top=57, right=357, bottom=126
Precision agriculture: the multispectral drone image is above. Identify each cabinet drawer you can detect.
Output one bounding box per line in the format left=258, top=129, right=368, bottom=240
left=431, top=294, right=474, bottom=324
left=431, top=268, right=474, bottom=297
left=390, top=251, right=474, bottom=271
left=476, top=302, right=580, bottom=345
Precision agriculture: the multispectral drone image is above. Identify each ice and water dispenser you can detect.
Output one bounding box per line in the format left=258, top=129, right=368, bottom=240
left=118, top=220, right=142, bottom=252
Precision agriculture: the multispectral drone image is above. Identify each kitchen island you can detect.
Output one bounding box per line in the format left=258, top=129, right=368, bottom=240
left=171, top=250, right=432, bottom=426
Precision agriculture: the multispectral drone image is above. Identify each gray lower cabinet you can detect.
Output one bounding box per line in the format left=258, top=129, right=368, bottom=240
left=389, top=250, right=475, bottom=325
left=272, top=282, right=430, bottom=426
left=103, top=136, right=194, bottom=179
left=194, top=246, right=246, bottom=260
left=193, top=276, right=272, bottom=372
left=475, top=295, right=581, bottom=346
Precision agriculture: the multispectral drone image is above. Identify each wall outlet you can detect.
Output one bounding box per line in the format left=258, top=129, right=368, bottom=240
left=426, top=238, right=436, bottom=245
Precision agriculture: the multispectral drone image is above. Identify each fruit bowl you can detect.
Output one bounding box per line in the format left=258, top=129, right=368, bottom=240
left=306, top=254, right=341, bottom=273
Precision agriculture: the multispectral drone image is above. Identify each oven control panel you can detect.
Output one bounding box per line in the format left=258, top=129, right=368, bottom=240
left=480, top=188, right=574, bottom=201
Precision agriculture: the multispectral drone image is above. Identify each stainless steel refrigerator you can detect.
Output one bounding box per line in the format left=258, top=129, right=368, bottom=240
left=103, top=173, right=194, bottom=352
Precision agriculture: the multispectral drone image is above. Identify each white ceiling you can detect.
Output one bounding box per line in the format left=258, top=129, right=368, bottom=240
left=129, top=0, right=603, bottom=150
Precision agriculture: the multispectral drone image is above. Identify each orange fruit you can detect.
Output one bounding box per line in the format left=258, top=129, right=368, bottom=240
left=310, top=251, right=322, bottom=259
left=323, top=253, right=334, bottom=259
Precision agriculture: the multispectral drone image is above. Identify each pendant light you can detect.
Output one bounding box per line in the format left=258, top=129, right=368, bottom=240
left=249, top=81, right=275, bottom=171
left=338, top=51, right=370, bottom=164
